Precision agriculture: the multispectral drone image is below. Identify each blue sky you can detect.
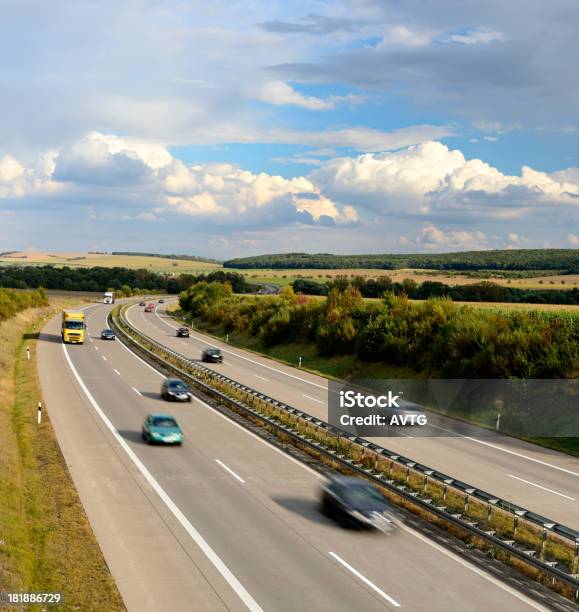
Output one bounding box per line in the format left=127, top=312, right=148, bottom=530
left=0, top=0, right=578, bottom=257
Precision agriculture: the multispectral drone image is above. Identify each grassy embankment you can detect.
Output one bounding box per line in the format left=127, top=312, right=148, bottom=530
left=169, top=303, right=416, bottom=380
left=0, top=298, right=124, bottom=611
left=169, top=300, right=579, bottom=457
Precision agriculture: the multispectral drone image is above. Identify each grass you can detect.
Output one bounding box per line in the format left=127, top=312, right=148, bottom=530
left=237, top=267, right=579, bottom=290
left=172, top=308, right=415, bottom=380
left=0, top=298, right=124, bottom=610
left=0, top=251, right=220, bottom=275
left=2, top=252, right=577, bottom=290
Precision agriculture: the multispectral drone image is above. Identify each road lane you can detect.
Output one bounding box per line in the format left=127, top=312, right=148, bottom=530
left=42, top=302, right=555, bottom=611
left=129, top=300, right=579, bottom=529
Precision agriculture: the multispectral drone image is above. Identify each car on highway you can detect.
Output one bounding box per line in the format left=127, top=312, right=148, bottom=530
left=100, top=328, right=116, bottom=340
left=158, top=298, right=165, bottom=303
left=176, top=327, right=190, bottom=338
left=142, top=413, right=183, bottom=445
left=202, top=347, right=223, bottom=363
left=320, top=476, right=397, bottom=533
left=144, top=303, right=155, bottom=312
left=139, top=301, right=146, bottom=306
left=161, top=378, right=193, bottom=402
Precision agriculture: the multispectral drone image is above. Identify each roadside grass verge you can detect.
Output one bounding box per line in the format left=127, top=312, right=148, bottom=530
left=171, top=306, right=415, bottom=380
left=169, top=304, right=579, bottom=458
left=0, top=299, right=124, bottom=611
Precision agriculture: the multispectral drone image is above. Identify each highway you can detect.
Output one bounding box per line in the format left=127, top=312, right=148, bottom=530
left=35, top=301, right=561, bottom=611
left=130, top=300, right=579, bottom=530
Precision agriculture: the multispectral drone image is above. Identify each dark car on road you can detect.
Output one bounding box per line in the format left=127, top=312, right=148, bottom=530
left=142, top=413, right=183, bottom=445
left=139, top=301, right=146, bottom=306
left=100, top=328, right=116, bottom=340
left=158, top=298, right=165, bottom=303
left=161, top=378, right=192, bottom=402
left=202, top=347, right=223, bottom=363
left=176, top=327, right=190, bottom=338
left=320, top=476, right=397, bottom=533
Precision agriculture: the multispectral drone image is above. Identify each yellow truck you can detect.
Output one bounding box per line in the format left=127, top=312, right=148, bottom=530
left=61, top=310, right=86, bottom=344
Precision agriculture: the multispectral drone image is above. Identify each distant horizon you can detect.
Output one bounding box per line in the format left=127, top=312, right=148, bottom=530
left=1, top=2, right=579, bottom=256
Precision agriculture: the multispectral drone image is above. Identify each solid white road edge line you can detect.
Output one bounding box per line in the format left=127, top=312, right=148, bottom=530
left=102, top=306, right=323, bottom=480
left=465, top=437, right=579, bottom=478
left=397, top=523, right=548, bottom=612
left=84, top=305, right=547, bottom=609
left=328, top=552, right=401, bottom=608
left=149, top=304, right=579, bottom=480
left=508, top=474, right=576, bottom=501
left=148, top=303, right=327, bottom=390
left=61, top=343, right=263, bottom=612
left=215, top=459, right=246, bottom=484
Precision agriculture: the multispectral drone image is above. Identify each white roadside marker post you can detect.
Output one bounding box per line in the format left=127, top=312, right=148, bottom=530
left=298, top=356, right=302, bottom=368
left=496, top=413, right=501, bottom=431
left=26, top=346, right=30, bottom=360
left=37, top=402, right=42, bottom=425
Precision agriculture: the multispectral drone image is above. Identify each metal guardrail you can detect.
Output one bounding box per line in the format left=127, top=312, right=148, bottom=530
left=111, top=304, right=579, bottom=598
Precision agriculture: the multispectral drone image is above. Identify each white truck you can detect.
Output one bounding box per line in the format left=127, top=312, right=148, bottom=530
left=104, top=291, right=115, bottom=304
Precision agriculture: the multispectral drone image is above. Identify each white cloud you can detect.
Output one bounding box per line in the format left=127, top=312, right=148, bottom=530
left=256, top=81, right=364, bottom=111
left=415, top=224, right=488, bottom=250
left=1, top=134, right=578, bottom=252
left=568, top=234, right=579, bottom=246
left=379, top=26, right=432, bottom=48
left=311, top=141, right=579, bottom=219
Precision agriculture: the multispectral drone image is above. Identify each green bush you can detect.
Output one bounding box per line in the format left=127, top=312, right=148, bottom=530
left=0, top=288, right=48, bottom=322
left=179, top=283, right=579, bottom=378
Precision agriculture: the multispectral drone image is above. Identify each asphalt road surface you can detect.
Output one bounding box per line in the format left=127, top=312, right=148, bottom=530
left=129, top=300, right=579, bottom=530
left=36, top=302, right=560, bottom=611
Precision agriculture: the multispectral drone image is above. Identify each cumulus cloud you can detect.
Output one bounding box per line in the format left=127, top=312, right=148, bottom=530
left=311, top=141, right=579, bottom=219
left=0, top=134, right=578, bottom=252
left=0, top=132, right=357, bottom=227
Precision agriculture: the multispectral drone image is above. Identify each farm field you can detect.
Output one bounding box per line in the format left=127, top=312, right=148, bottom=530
left=238, top=267, right=579, bottom=290
left=0, top=251, right=220, bottom=274
left=249, top=292, right=579, bottom=312
left=2, top=252, right=577, bottom=292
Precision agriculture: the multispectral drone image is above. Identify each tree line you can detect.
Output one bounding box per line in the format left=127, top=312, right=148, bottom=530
left=179, top=282, right=578, bottom=379
left=224, top=249, right=579, bottom=272
left=0, top=288, right=48, bottom=322
left=292, top=277, right=579, bottom=305
left=0, top=266, right=254, bottom=294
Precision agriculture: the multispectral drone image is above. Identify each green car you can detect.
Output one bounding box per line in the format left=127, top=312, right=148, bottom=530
left=142, top=413, right=183, bottom=445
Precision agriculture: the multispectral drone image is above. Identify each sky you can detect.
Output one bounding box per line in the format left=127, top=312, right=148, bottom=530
left=0, top=0, right=578, bottom=258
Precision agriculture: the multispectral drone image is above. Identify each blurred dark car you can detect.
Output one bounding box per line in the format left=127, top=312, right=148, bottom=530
left=320, top=476, right=397, bottom=533
left=202, top=347, right=223, bottom=363
left=161, top=378, right=192, bottom=402
left=158, top=299, right=165, bottom=303
left=139, top=301, right=146, bottom=307
left=176, top=327, right=190, bottom=338
left=100, top=328, right=116, bottom=340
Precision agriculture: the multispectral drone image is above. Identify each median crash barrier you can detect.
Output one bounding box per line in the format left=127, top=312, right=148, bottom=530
left=110, top=303, right=579, bottom=602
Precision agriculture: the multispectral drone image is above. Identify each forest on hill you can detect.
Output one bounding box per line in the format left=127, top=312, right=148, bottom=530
left=224, top=249, right=579, bottom=272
